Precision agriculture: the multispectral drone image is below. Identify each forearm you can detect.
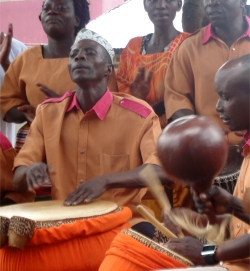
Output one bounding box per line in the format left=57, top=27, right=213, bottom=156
left=105, top=164, right=172, bottom=189
left=214, top=234, right=250, bottom=262
left=13, top=165, right=29, bottom=191
left=169, top=109, right=194, bottom=122
left=4, top=106, right=27, bottom=123
left=230, top=196, right=250, bottom=224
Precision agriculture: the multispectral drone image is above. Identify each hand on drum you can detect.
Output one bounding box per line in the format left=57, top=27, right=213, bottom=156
left=26, top=162, right=53, bottom=190
left=193, top=186, right=233, bottom=217
left=64, top=176, right=107, bottom=206
left=163, top=236, right=206, bottom=266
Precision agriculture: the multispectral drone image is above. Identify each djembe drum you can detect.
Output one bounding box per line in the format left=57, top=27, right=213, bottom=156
left=0, top=200, right=131, bottom=271
left=98, top=229, right=193, bottom=271
left=214, top=145, right=243, bottom=195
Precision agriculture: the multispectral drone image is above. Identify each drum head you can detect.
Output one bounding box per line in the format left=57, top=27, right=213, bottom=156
left=0, top=200, right=118, bottom=221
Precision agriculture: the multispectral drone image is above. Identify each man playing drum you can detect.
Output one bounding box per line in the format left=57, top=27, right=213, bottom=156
left=163, top=55, right=250, bottom=270
left=12, top=29, right=171, bottom=239
left=164, top=0, right=250, bottom=207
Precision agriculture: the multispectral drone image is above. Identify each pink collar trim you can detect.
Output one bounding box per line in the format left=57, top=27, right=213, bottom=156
left=202, top=16, right=250, bottom=44
left=243, top=131, right=250, bottom=147
left=66, top=89, right=113, bottom=120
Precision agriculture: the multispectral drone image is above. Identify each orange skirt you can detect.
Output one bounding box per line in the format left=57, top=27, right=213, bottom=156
left=0, top=206, right=131, bottom=271
left=99, top=229, right=193, bottom=271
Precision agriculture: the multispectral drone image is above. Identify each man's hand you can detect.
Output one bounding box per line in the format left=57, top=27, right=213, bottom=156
left=36, top=82, right=60, bottom=98
left=26, top=162, right=53, bottom=190
left=64, top=177, right=108, bottom=206
left=130, top=66, right=153, bottom=100
left=193, top=186, right=233, bottom=216
left=0, top=23, right=12, bottom=72
left=17, top=104, right=36, bottom=124
left=164, top=236, right=206, bottom=265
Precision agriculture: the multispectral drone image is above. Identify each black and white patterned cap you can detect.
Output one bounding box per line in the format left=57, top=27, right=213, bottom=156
left=74, top=28, right=115, bottom=63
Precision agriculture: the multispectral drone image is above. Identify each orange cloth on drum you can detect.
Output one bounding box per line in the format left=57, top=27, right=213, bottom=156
left=165, top=16, right=250, bottom=146
left=98, top=231, right=188, bottom=271
left=0, top=132, right=33, bottom=203
left=14, top=90, right=162, bottom=226
left=117, top=33, right=189, bottom=128
left=0, top=207, right=132, bottom=271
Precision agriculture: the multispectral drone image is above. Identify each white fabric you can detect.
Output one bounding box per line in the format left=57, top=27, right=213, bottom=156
left=0, top=37, right=26, bottom=146
left=74, top=28, right=115, bottom=63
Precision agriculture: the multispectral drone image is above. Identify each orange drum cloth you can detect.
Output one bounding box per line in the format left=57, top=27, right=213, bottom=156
left=0, top=206, right=131, bottom=271
left=99, top=229, right=193, bottom=271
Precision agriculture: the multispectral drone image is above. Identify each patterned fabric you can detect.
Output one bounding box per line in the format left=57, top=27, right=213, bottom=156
left=117, top=32, right=189, bottom=128
left=15, top=123, right=30, bottom=154
left=74, top=28, right=115, bottom=63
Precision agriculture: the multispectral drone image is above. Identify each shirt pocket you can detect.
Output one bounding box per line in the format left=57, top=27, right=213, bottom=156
left=100, top=153, right=129, bottom=175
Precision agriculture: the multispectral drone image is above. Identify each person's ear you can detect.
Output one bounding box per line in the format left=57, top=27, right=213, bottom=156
left=143, top=0, right=147, bottom=12
left=240, top=0, right=247, bottom=8
left=105, top=64, right=113, bottom=77
left=177, top=0, right=182, bottom=12
left=74, top=15, right=80, bottom=27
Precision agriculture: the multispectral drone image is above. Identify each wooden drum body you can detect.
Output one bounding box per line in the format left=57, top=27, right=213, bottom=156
left=0, top=200, right=131, bottom=271
left=99, top=229, right=193, bottom=271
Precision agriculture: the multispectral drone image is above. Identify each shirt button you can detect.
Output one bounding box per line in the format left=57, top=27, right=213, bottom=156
left=67, top=91, right=71, bottom=95
left=79, top=180, right=83, bottom=184
left=241, top=189, right=244, bottom=193
left=232, top=48, right=236, bottom=51
left=247, top=155, right=250, bottom=159
left=237, top=224, right=240, bottom=228
left=120, top=100, right=124, bottom=104
left=80, top=150, right=85, bottom=154
left=82, top=121, right=86, bottom=125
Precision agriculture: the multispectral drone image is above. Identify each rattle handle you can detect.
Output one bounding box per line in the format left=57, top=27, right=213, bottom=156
left=139, top=165, right=171, bottom=211
left=137, top=205, right=177, bottom=239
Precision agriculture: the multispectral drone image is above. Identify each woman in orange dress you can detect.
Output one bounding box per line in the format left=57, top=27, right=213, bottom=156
left=117, top=0, right=189, bottom=128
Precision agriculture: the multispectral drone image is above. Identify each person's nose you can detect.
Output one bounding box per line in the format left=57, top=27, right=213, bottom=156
left=216, top=98, right=223, bottom=113
left=47, top=5, right=59, bottom=14
left=156, top=0, right=167, bottom=8
left=75, top=51, right=86, bottom=61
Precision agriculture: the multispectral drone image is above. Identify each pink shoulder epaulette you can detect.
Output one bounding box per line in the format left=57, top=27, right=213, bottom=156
left=119, top=98, right=152, bottom=118
left=0, top=132, right=12, bottom=150
left=41, top=90, right=74, bottom=105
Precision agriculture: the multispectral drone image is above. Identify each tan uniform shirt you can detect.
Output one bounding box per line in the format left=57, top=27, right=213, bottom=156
left=165, top=16, right=250, bottom=145
left=14, top=90, right=162, bottom=226
left=0, top=45, right=75, bottom=118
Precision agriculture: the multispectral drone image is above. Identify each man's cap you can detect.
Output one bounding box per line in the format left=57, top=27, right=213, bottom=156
left=73, top=28, right=115, bottom=63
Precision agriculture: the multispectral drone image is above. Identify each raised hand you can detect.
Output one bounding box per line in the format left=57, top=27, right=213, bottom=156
left=36, top=82, right=60, bottom=98
left=130, top=66, right=153, bottom=100
left=0, top=23, right=13, bottom=72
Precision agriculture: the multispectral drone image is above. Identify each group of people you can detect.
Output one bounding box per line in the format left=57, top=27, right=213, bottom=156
left=0, top=0, right=250, bottom=270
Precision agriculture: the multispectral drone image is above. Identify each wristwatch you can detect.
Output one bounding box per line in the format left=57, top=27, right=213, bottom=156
left=201, top=244, right=219, bottom=265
